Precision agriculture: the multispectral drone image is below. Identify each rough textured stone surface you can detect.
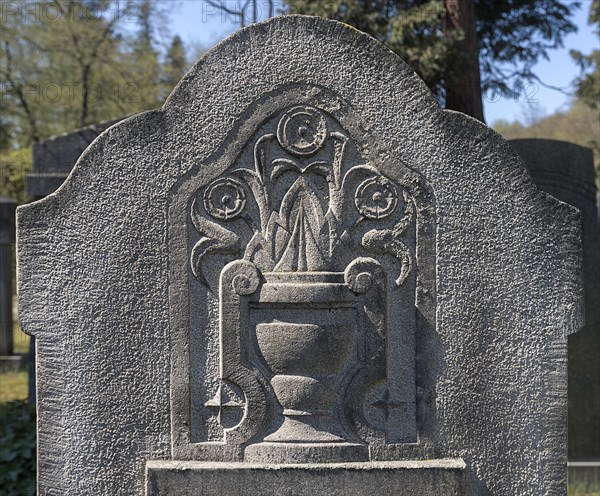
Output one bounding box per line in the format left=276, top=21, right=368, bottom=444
left=17, top=16, right=583, bottom=495
left=25, top=118, right=124, bottom=198
left=146, top=460, right=467, bottom=495
left=510, top=138, right=599, bottom=460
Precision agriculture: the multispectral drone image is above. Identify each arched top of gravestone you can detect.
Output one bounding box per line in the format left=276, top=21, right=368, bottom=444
left=24, top=15, right=529, bottom=206
left=163, top=14, right=441, bottom=121
left=18, top=15, right=583, bottom=340
left=22, top=16, right=552, bottom=209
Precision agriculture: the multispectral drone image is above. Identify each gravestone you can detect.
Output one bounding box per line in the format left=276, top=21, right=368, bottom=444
left=0, top=197, right=17, bottom=361
left=510, top=139, right=600, bottom=461
left=17, top=16, right=583, bottom=495
left=26, top=117, right=124, bottom=199
left=24, top=117, right=127, bottom=401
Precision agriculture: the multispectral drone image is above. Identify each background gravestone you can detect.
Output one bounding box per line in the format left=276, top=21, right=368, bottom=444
left=510, top=139, right=599, bottom=461
left=26, top=118, right=124, bottom=199
left=0, top=197, right=18, bottom=367
left=17, top=16, right=583, bottom=495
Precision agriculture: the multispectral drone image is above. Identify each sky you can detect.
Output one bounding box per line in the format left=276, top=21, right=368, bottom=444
left=164, top=1, right=599, bottom=125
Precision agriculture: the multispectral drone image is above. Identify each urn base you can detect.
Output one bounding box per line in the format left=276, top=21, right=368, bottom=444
left=244, top=442, right=370, bottom=464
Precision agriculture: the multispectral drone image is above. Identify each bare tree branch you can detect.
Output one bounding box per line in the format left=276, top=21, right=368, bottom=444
left=1, top=41, right=40, bottom=143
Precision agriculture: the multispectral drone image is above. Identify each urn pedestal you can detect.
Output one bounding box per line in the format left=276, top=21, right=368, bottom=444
left=146, top=460, right=468, bottom=496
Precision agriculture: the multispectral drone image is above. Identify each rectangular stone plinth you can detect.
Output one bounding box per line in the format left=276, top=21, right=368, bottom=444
left=146, top=459, right=466, bottom=496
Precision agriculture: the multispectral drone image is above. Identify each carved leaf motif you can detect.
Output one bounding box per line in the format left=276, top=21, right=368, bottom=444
left=275, top=177, right=327, bottom=271
left=271, top=159, right=330, bottom=183
left=243, top=212, right=283, bottom=271
left=189, top=105, right=419, bottom=281
left=190, top=197, right=240, bottom=286
left=361, top=231, right=412, bottom=286
left=360, top=191, right=415, bottom=287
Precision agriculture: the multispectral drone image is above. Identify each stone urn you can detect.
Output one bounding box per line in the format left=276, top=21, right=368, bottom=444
left=255, top=319, right=355, bottom=443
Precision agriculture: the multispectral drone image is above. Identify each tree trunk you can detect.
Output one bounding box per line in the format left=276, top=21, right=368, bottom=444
left=80, top=66, right=90, bottom=128
left=443, top=0, right=485, bottom=122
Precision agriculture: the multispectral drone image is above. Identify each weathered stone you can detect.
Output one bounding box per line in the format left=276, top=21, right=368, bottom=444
left=146, top=460, right=467, bottom=495
left=17, top=16, right=583, bottom=495
left=24, top=119, right=127, bottom=401
left=510, top=138, right=600, bottom=461
left=25, top=117, right=124, bottom=198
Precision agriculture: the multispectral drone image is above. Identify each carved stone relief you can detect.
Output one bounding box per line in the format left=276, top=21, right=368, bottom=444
left=171, top=96, right=431, bottom=463
left=191, top=105, right=414, bottom=283
left=17, top=15, right=584, bottom=495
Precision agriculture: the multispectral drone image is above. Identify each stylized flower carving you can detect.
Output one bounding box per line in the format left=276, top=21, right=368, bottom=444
left=277, top=106, right=328, bottom=156
left=203, top=178, right=247, bottom=220
left=355, top=176, right=399, bottom=219
left=190, top=105, right=415, bottom=287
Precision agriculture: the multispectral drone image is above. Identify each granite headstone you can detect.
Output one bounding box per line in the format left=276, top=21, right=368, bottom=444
left=17, top=17, right=583, bottom=495
left=0, top=197, right=17, bottom=358
left=26, top=118, right=124, bottom=199
left=510, top=138, right=599, bottom=461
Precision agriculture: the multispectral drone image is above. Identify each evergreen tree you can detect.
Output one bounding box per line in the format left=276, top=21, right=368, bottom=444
left=164, top=36, right=187, bottom=92
left=126, top=0, right=164, bottom=112
left=571, top=0, right=600, bottom=109
left=284, top=0, right=579, bottom=122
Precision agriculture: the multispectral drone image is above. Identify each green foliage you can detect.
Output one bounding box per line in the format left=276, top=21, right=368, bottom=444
left=387, top=1, right=466, bottom=101
left=284, top=0, right=579, bottom=103
left=285, top=0, right=463, bottom=102
left=493, top=100, right=600, bottom=189
left=568, top=465, right=600, bottom=496
left=475, top=0, right=578, bottom=98
left=13, top=324, right=30, bottom=355
left=165, top=35, right=187, bottom=90
left=0, top=401, right=36, bottom=496
left=569, top=482, right=600, bottom=495
left=0, top=147, right=33, bottom=204
left=0, top=371, right=29, bottom=404
left=571, top=0, right=600, bottom=109
left=0, top=0, right=186, bottom=148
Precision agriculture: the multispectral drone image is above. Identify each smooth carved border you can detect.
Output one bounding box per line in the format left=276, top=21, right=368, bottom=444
left=218, top=260, right=269, bottom=446
left=167, top=83, right=437, bottom=461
